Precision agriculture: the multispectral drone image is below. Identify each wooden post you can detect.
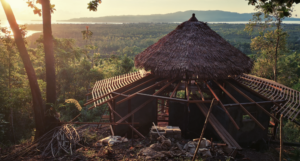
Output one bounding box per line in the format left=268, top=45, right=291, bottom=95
left=128, top=99, right=132, bottom=137
left=156, top=98, right=158, bottom=123
left=162, top=99, right=165, bottom=113
left=192, top=98, right=215, bottom=161
left=109, top=101, right=114, bottom=136
left=205, top=81, right=240, bottom=130
left=107, top=102, right=145, bottom=138
left=272, top=114, right=279, bottom=140
left=280, top=114, right=283, bottom=161
left=132, top=113, right=134, bottom=146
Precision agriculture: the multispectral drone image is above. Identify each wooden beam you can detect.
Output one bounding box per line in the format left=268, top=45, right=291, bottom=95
left=135, top=93, right=214, bottom=103
left=188, top=100, right=216, bottom=103
left=60, top=122, right=139, bottom=125
left=154, top=79, right=177, bottom=95
left=107, top=102, right=145, bottom=138
left=109, top=101, right=114, bottom=136
left=170, top=82, right=181, bottom=98
left=231, top=78, right=300, bottom=125
left=186, top=81, right=190, bottom=101
left=193, top=99, right=216, bottom=161
left=223, top=100, right=286, bottom=107
left=116, top=79, right=176, bottom=124
left=117, top=77, right=159, bottom=97
left=214, top=80, right=265, bottom=130
left=117, top=98, right=155, bottom=124
left=116, top=79, right=169, bottom=105
left=204, top=81, right=240, bottom=130
left=193, top=100, right=242, bottom=150
left=84, top=76, right=157, bottom=106
left=225, top=81, right=280, bottom=123
left=280, top=114, right=283, bottom=161
left=195, top=82, right=205, bottom=101
left=87, top=77, right=161, bottom=110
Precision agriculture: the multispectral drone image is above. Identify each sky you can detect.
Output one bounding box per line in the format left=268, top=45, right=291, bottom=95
left=1, top=0, right=300, bottom=22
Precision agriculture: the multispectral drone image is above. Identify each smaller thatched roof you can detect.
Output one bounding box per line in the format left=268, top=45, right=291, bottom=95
left=134, top=14, right=253, bottom=79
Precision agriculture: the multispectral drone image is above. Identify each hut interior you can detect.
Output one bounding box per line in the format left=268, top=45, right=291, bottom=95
left=83, top=14, right=300, bottom=150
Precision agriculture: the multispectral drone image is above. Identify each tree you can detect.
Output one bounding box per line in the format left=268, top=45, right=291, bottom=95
left=1, top=0, right=103, bottom=139
left=27, top=0, right=102, bottom=110
left=120, top=55, right=134, bottom=74
left=248, top=0, right=300, bottom=13
left=41, top=0, right=56, bottom=110
left=249, top=25, right=287, bottom=80
left=0, top=0, right=45, bottom=138
left=247, top=1, right=293, bottom=81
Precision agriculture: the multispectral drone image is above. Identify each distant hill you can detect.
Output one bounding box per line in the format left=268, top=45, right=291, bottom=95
left=62, top=10, right=300, bottom=23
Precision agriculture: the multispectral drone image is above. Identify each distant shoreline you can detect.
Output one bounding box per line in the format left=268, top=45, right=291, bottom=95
left=58, top=10, right=300, bottom=23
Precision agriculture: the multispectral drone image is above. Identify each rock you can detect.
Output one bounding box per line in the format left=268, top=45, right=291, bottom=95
left=199, top=148, right=212, bottom=157
left=188, top=147, right=196, bottom=154
left=138, top=147, right=165, bottom=159
left=183, top=141, right=196, bottom=150
left=150, top=126, right=181, bottom=141
left=186, top=152, right=193, bottom=158
left=158, top=135, right=171, bottom=147
left=150, top=143, right=162, bottom=151
left=96, top=136, right=129, bottom=146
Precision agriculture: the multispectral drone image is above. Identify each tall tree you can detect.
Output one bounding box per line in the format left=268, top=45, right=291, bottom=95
left=247, top=1, right=293, bottom=81
left=0, top=0, right=45, bottom=138
left=40, top=0, right=56, bottom=110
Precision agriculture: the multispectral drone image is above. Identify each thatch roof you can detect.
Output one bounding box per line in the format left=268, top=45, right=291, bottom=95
left=134, top=14, right=253, bottom=79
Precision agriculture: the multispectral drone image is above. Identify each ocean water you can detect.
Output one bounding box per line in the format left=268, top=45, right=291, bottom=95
left=1, top=20, right=300, bottom=37
left=2, top=20, right=300, bottom=27
left=0, top=20, right=123, bottom=37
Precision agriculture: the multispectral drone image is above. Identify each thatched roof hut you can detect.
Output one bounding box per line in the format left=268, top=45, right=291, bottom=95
left=135, top=14, right=253, bottom=79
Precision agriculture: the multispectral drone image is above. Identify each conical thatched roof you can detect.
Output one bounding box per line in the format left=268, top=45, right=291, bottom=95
left=134, top=14, right=253, bottom=79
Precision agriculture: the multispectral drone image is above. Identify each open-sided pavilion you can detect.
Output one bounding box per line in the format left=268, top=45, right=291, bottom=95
left=82, top=14, right=300, bottom=150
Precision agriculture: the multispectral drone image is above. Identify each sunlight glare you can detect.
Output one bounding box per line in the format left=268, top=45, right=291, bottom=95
left=6, top=0, right=30, bottom=9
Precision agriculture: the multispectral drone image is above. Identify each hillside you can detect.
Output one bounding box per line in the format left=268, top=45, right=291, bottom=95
left=62, top=10, right=300, bottom=23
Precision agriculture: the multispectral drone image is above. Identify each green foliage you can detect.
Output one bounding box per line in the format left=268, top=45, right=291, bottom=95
left=247, top=0, right=300, bottom=16
left=278, top=52, right=300, bottom=87
left=87, top=0, right=102, bottom=11
left=25, top=0, right=56, bottom=16
left=283, top=118, right=300, bottom=143
left=119, top=55, right=134, bottom=74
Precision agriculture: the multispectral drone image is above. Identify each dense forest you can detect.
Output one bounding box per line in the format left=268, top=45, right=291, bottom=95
left=25, top=23, right=300, bottom=57
left=1, top=21, right=300, bottom=147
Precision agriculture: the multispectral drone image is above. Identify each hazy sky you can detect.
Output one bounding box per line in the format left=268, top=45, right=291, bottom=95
left=1, top=0, right=300, bottom=22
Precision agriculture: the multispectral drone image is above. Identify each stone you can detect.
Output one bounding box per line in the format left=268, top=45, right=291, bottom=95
left=149, top=126, right=181, bottom=141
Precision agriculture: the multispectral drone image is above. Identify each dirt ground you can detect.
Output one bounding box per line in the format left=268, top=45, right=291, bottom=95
left=1, top=125, right=299, bottom=161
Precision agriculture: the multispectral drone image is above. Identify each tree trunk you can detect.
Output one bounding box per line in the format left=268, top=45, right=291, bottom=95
left=274, top=21, right=281, bottom=82
left=1, top=0, right=45, bottom=139
left=41, top=0, right=56, bottom=109
left=8, top=47, right=16, bottom=143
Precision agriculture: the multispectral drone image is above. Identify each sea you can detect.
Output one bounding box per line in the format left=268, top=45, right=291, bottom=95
left=1, top=20, right=300, bottom=37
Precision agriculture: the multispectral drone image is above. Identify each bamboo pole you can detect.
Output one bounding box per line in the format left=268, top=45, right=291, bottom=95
left=192, top=98, right=216, bottom=161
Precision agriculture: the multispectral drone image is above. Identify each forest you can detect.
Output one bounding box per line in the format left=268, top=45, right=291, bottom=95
left=1, top=21, right=300, bottom=147
left=1, top=7, right=300, bottom=160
